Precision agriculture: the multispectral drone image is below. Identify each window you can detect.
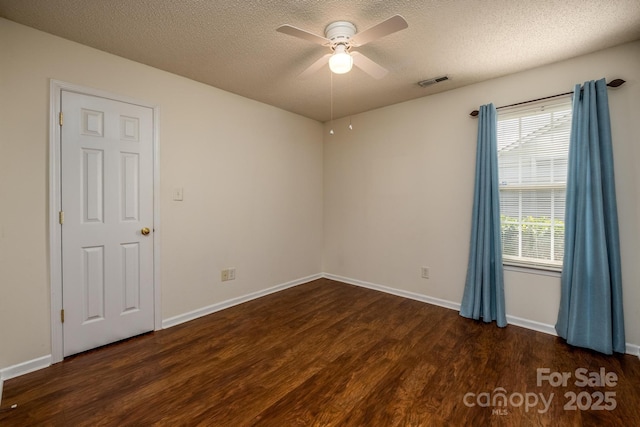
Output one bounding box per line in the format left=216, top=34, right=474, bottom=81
left=497, top=98, right=572, bottom=271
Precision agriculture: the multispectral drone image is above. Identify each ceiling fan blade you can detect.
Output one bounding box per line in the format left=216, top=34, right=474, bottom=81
left=299, top=53, right=332, bottom=78
left=351, top=52, right=388, bottom=79
left=350, top=15, right=408, bottom=47
left=276, top=24, right=330, bottom=46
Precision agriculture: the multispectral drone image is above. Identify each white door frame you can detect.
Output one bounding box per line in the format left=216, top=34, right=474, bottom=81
left=49, top=80, right=162, bottom=363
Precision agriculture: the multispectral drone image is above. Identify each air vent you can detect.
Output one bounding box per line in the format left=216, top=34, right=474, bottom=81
left=417, top=76, right=449, bottom=88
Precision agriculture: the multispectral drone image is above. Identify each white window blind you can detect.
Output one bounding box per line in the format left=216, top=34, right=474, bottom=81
left=497, top=98, right=572, bottom=271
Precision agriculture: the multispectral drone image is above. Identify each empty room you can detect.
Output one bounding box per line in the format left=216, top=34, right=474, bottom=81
left=1, top=1, right=639, bottom=425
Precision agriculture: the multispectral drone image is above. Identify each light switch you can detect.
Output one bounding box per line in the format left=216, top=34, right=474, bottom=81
left=172, top=187, right=184, bottom=201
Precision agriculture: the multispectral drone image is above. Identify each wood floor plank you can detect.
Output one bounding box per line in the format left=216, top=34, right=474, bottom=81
left=1, top=278, right=638, bottom=426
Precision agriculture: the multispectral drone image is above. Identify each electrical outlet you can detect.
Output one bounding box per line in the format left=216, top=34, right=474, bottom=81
left=221, top=268, right=236, bottom=282
left=421, top=266, right=430, bottom=279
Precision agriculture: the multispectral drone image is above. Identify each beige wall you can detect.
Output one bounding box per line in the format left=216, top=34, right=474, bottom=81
left=0, top=19, right=323, bottom=368
left=1, top=17, right=638, bottom=371
left=323, top=41, right=640, bottom=347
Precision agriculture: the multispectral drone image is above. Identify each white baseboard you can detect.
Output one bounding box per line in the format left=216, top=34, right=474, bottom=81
left=626, top=343, right=640, bottom=359
left=162, top=273, right=323, bottom=329
left=322, top=273, right=640, bottom=357
left=506, top=314, right=557, bottom=336
left=1, top=353, right=52, bottom=402
left=0, top=355, right=52, bottom=382
left=322, top=273, right=461, bottom=311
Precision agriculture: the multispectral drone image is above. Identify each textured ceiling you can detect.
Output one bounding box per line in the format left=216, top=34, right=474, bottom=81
left=1, top=0, right=640, bottom=122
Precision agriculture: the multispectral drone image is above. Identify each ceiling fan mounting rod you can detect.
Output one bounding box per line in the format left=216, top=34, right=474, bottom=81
left=324, top=21, right=357, bottom=48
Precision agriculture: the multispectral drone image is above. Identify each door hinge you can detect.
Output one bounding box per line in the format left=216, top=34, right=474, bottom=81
left=59, top=211, right=64, bottom=225
left=60, top=309, right=65, bottom=323
left=59, top=112, right=64, bottom=126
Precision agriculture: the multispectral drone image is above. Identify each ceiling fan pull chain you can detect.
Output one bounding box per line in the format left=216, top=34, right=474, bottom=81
left=329, top=70, right=335, bottom=135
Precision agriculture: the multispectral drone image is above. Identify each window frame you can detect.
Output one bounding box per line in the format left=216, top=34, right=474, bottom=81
left=496, top=97, right=572, bottom=273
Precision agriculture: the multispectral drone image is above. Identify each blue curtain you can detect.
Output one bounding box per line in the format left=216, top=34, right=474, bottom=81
left=460, top=104, right=507, bottom=327
left=555, top=79, right=625, bottom=355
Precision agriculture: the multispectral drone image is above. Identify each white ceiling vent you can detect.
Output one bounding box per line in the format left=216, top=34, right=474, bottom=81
left=417, top=76, right=449, bottom=88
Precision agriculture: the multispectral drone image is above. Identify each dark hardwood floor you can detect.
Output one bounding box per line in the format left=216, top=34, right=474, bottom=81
left=1, top=278, right=639, bottom=426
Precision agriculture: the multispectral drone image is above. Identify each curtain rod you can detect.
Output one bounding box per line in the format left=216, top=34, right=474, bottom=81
left=469, top=78, right=626, bottom=117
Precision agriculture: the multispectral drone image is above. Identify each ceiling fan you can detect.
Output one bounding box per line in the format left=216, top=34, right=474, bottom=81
left=276, top=15, right=408, bottom=79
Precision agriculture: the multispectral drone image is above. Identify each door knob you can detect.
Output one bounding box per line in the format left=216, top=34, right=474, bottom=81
left=141, top=227, right=151, bottom=236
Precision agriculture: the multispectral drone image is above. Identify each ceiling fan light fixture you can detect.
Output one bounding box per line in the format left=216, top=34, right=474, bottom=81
left=329, top=45, right=353, bottom=74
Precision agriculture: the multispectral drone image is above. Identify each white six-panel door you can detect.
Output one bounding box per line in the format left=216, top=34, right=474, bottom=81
left=61, top=90, right=154, bottom=357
